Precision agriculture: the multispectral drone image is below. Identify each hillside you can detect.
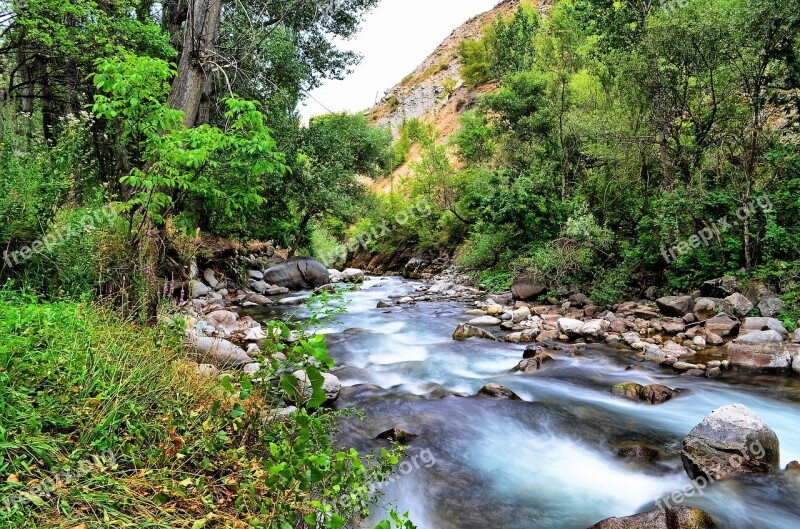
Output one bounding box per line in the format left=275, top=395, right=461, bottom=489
left=366, top=0, right=551, bottom=190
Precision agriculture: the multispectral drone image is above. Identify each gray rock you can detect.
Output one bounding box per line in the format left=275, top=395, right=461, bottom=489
left=727, top=343, right=792, bottom=370
left=203, top=268, right=219, bottom=289
left=792, top=329, right=800, bottom=344
left=191, top=280, right=212, bottom=299
left=740, top=317, right=789, bottom=339
left=758, top=296, right=784, bottom=318
left=193, top=337, right=251, bottom=368
left=340, top=268, right=365, bottom=283
left=248, top=280, right=269, bottom=294
left=733, top=330, right=785, bottom=345
left=278, top=295, right=310, bottom=306
left=292, top=370, right=341, bottom=404
left=558, top=318, right=585, bottom=339
left=693, top=297, right=721, bottom=321
left=248, top=270, right=264, bottom=281
left=266, top=286, right=290, bottom=296
left=645, top=345, right=667, bottom=363
left=468, top=316, right=502, bottom=326
left=705, top=313, right=740, bottom=337
left=656, top=296, right=694, bottom=317
left=793, top=354, right=800, bottom=374
left=263, top=257, right=330, bottom=290
left=681, top=403, right=780, bottom=480
left=723, top=293, right=754, bottom=319
left=587, top=506, right=715, bottom=529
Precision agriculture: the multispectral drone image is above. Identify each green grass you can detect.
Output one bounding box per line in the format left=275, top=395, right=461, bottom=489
left=0, top=290, right=406, bottom=529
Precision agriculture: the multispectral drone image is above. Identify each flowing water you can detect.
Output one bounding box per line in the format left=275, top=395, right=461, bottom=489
left=246, top=277, right=800, bottom=529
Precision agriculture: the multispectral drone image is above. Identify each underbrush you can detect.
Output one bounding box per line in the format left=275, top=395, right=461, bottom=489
left=0, top=289, right=409, bottom=528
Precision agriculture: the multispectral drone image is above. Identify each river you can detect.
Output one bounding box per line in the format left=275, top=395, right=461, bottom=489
left=249, top=276, right=800, bottom=529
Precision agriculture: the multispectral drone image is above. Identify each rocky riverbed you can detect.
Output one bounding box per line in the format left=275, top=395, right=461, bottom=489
left=180, top=258, right=800, bottom=529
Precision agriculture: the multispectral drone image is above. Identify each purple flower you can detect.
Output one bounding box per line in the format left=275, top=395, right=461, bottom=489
left=144, top=265, right=151, bottom=276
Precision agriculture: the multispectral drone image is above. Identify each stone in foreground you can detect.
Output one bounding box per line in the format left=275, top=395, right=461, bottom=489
left=681, top=403, right=780, bottom=481
left=587, top=506, right=715, bottom=529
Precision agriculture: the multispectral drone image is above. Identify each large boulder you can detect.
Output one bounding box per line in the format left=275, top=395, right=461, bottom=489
left=204, top=310, right=239, bottom=334
left=723, top=293, right=754, bottom=319
left=587, top=507, right=715, bottom=529
left=656, top=296, right=695, bottom=317
left=704, top=313, right=740, bottom=338
left=511, top=276, right=547, bottom=301
left=192, top=337, right=251, bottom=368
left=727, top=343, right=792, bottom=370
left=681, top=404, right=780, bottom=481
left=263, top=257, right=330, bottom=290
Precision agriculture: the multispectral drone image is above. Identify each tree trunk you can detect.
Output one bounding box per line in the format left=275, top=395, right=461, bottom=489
left=167, top=0, right=222, bottom=128
left=289, top=211, right=313, bottom=258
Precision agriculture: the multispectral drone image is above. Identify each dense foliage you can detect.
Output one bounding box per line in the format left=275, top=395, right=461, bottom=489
left=362, top=0, right=800, bottom=315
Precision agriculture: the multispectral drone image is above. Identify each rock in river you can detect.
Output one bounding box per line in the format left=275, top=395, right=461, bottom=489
left=263, top=257, right=330, bottom=290
left=476, top=384, right=522, bottom=400
left=587, top=506, right=716, bottom=529
left=452, top=324, right=498, bottom=341
left=681, top=403, right=780, bottom=481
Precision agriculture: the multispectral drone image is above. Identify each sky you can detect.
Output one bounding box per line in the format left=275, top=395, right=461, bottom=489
left=300, top=0, right=499, bottom=120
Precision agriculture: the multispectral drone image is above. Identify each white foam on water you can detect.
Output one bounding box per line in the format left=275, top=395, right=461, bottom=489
left=465, top=422, right=687, bottom=525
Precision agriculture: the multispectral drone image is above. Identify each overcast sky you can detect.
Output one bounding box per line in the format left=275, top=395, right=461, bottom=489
left=300, top=0, right=499, bottom=120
